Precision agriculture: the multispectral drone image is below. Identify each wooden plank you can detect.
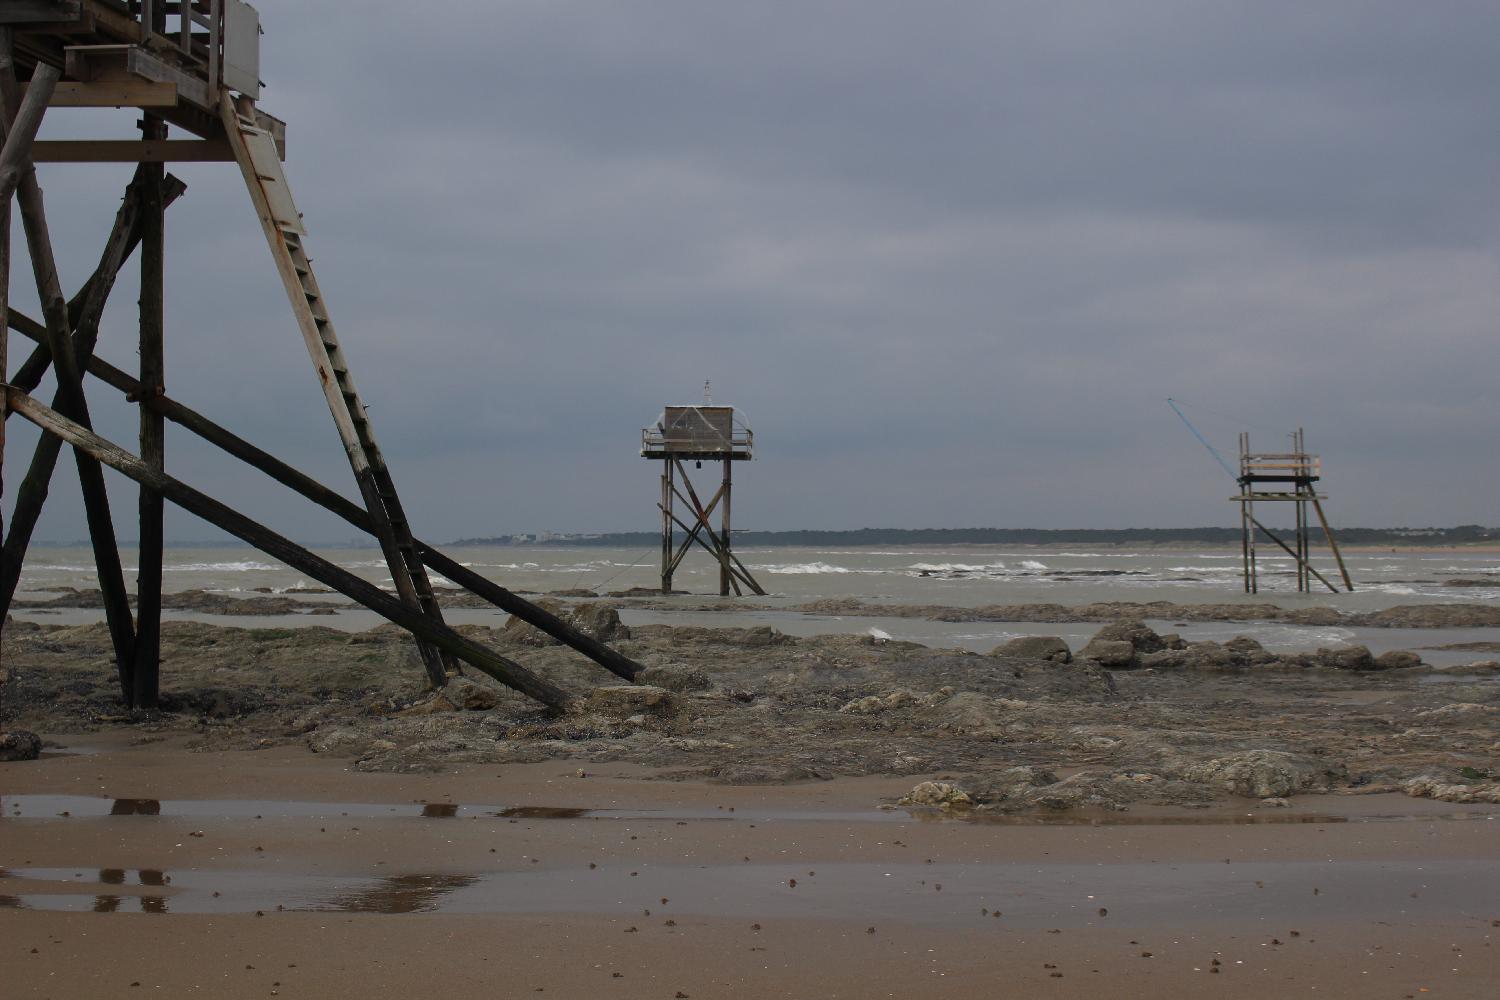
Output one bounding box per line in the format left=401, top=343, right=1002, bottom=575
left=63, top=43, right=210, bottom=108
left=47, top=80, right=178, bottom=107
left=5, top=387, right=575, bottom=711
left=33, top=138, right=234, bottom=161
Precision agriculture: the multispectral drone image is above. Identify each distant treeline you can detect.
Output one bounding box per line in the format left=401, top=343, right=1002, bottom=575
left=451, top=525, right=1498, bottom=548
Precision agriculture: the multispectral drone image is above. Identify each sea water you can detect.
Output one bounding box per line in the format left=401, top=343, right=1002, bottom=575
left=11, top=543, right=1500, bottom=665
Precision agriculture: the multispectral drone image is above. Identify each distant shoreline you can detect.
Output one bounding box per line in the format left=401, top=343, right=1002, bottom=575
left=451, top=526, right=1498, bottom=549
left=27, top=526, right=1497, bottom=551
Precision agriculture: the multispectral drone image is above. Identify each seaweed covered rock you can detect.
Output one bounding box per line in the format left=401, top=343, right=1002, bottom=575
left=0, top=730, right=42, bottom=761
left=1182, top=750, right=1346, bottom=798
left=1092, top=619, right=1169, bottom=654
left=991, top=635, right=1072, bottom=663
left=1374, top=650, right=1423, bottom=670
left=899, top=780, right=973, bottom=810
left=585, top=684, right=677, bottom=719
left=1314, top=645, right=1376, bottom=671
left=1079, top=638, right=1138, bottom=669
left=569, top=602, right=631, bottom=642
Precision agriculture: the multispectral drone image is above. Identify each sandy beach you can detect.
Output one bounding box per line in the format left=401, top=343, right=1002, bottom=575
left=4, top=593, right=1499, bottom=998
left=3, top=737, right=1499, bottom=999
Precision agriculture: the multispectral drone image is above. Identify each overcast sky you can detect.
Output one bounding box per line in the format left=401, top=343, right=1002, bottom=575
left=7, top=0, right=1499, bottom=543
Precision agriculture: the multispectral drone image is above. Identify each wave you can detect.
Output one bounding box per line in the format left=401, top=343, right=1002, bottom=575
left=757, top=562, right=859, bottom=575
left=163, top=561, right=280, bottom=573
left=1020, top=560, right=1048, bottom=571
left=908, top=562, right=1006, bottom=573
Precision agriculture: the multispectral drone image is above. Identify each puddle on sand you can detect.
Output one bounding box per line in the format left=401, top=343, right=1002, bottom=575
left=2, top=859, right=1496, bottom=929
left=4, top=795, right=1491, bottom=827
left=497, top=806, right=590, bottom=819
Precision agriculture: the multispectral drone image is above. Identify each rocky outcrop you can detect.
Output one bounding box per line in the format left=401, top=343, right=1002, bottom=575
left=990, top=635, right=1072, bottom=663
left=1181, top=750, right=1346, bottom=798
left=0, top=730, right=42, bottom=761
left=1079, top=638, right=1137, bottom=668
left=569, top=602, right=631, bottom=642
left=899, top=780, right=973, bottom=810
left=1313, top=645, right=1376, bottom=671
left=1403, top=775, right=1500, bottom=804
left=584, top=684, right=677, bottom=719
left=1373, top=650, right=1422, bottom=670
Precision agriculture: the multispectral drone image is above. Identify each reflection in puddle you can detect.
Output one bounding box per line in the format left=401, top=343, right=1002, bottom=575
left=1, top=794, right=1492, bottom=828
left=90, top=895, right=168, bottom=913
left=496, top=806, right=590, bottom=820
left=3, top=859, right=1497, bottom=928
left=318, top=873, right=479, bottom=914
left=97, top=868, right=168, bottom=885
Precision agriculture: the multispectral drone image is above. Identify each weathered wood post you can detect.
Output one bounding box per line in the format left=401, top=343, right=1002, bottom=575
left=134, top=111, right=167, bottom=709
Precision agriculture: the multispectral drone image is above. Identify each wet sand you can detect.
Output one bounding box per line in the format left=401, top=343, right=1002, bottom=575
left=3, top=738, right=1498, bottom=998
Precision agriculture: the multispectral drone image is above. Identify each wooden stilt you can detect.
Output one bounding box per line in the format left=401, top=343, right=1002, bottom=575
left=5, top=387, right=574, bottom=712
left=0, top=29, right=9, bottom=725
left=6, top=312, right=645, bottom=683
left=660, top=459, right=674, bottom=593
left=1310, top=496, right=1354, bottom=592
left=0, top=59, right=54, bottom=203
left=1246, top=513, right=1338, bottom=594
left=0, top=170, right=181, bottom=620
left=133, top=113, right=167, bottom=709
left=720, top=457, right=732, bottom=597
left=6, top=174, right=183, bottom=395
left=0, top=62, right=136, bottom=698
left=659, top=502, right=762, bottom=596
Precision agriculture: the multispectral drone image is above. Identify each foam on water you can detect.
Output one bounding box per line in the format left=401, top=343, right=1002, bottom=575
left=757, top=562, right=859, bottom=575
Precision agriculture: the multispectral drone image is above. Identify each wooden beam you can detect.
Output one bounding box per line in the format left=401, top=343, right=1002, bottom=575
left=1309, top=496, right=1355, bottom=592
left=5, top=387, right=575, bottom=712
left=134, top=112, right=166, bottom=710
left=0, top=169, right=181, bottom=626
left=0, top=67, right=136, bottom=694
left=0, top=60, right=56, bottom=203
left=33, top=137, right=234, bottom=161
left=63, top=44, right=210, bottom=109
left=8, top=172, right=184, bottom=393
left=1246, top=514, right=1338, bottom=594
left=1, top=30, right=10, bottom=726
left=46, top=80, right=179, bottom=107
left=5, top=312, right=646, bottom=685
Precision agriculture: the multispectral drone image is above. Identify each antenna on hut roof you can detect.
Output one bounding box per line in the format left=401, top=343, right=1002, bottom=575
left=703, top=379, right=712, bottom=404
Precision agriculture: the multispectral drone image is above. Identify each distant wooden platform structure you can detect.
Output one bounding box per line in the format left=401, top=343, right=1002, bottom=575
left=642, top=398, right=763, bottom=596
left=1232, top=429, right=1353, bottom=594
left=0, top=1, right=643, bottom=712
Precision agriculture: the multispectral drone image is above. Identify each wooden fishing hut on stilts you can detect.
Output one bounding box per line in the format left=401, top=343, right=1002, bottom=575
left=642, top=392, right=764, bottom=596
left=0, top=1, right=642, bottom=714
left=1232, top=429, right=1353, bottom=594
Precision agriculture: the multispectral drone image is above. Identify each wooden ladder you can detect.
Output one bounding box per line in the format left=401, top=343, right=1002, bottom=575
left=219, top=94, right=456, bottom=686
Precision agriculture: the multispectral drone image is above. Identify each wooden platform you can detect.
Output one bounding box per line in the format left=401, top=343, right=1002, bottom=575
left=4, top=0, right=282, bottom=158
